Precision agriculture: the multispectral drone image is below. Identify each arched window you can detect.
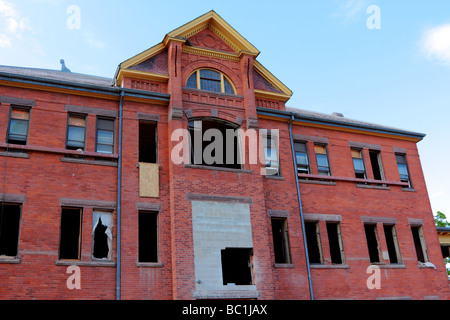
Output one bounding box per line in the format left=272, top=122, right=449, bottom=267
left=186, top=69, right=235, bottom=95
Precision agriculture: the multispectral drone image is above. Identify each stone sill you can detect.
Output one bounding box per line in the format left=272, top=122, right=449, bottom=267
left=310, top=264, right=350, bottom=269
left=184, top=164, right=252, bottom=174
left=136, top=262, right=164, bottom=268
left=55, top=260, right=116, bottom=267
left=0, top=257, right=21, bottom=264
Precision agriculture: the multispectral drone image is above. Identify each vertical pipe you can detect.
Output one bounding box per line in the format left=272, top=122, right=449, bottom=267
left=288, top=114, right=314, bottom=300
left=116, top=90, right=124, bottom=300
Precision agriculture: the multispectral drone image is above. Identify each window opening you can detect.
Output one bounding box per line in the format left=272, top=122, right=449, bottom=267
left=396, top=154, right=412, bottom=188
left=139, top=121, right=157, bottom=163
left=221, top=248, right=253, bottom=285
left=352, top=149, right=366, bottom=179
left=92, top=211, right=113, bottom=260
left=59, top=208, right=82, bottom=260
left=327, top=222, right=344, bottom=264
left=304, top=221, right=323, bottom=264
left=0, top=204, right=21, bottom=257
left=186, top=69, right=235, bottom=95
left=7, top=107, right=30, bottom=145
left=364, top=224, right=381, bottom=263
left=315, top=145, right=331, bottom=176
left=96, top=118, right=114, bottom=154
left=369, top=150, right=384, bottom=181
left=67, top=115, right=87, bottom=151
left=271, top=218, right=291, bottom=264
left=294, top=142, right=309, bottom=174
left=384, top=224, right=401, bottom=264
left=138, top=211, right=158, bottom=263
left=411, top=226, right=428, bottom=263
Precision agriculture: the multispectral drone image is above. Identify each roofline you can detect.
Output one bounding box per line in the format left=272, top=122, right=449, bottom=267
left=257, top=107, right=426, bottom=141
left=437, top=227, right=450, bottom=233
left=0, top=71, right=170, bottom=102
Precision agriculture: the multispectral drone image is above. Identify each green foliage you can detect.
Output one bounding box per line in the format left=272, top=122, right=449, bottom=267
left=434, top=211, right=450, bottom=227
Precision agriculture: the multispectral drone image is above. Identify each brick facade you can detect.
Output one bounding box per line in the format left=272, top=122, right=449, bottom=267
left=0, top=11, right=448, bottom=300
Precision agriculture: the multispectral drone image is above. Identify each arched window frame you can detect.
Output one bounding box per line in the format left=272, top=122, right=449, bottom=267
left=186, top=69, right=236, bottom=95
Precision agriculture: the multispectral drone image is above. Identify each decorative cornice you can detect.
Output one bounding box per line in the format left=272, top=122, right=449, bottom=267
left=182, top=46, right=240, bottom=61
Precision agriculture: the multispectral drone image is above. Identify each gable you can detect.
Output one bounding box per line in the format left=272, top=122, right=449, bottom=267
left=128, top=49, right=168, bottom=75
left=188, top=27, right=236, bottom=54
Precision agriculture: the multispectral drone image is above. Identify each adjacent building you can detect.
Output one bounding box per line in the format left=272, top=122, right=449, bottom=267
left=0, top=11, right=448, bottom=300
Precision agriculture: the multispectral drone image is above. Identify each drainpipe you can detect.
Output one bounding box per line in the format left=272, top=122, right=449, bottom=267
left=288, top=114, right=314, bottom=300
left=116, top=90, right=124, bottom=300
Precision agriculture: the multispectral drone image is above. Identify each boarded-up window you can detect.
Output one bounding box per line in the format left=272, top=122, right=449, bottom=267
left=0, top=204, right=21, bottom=257
left=92, top=211, right=113, bottom=260
left=59, top=208, right=82, bottom=260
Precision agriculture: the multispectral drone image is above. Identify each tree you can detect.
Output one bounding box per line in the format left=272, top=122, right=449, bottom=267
left=434, top=211, right=450, bottom=276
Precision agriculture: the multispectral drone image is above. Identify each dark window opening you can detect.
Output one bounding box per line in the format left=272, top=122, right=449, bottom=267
left=7, top=107, right=30, bottom=145
left=271, top=218, right=291, bottom=264
left=188, top=119, right=241, bottom=169
left=59, top=208, right=82, bottom=260
left=0, top=204, right=21, bottom=257
left=369, top=150, right=384, bottom=181
left=384, top=225, right=400, bottom=264
left=411, top=226, right=427, bottom=263
left=294, top=142, right=310, bottom=174
left=352, top=149, right=366, bottom=179
left=139, top=121, right=157, bottom=163
left=364, top=224, right=381, bottom=263
left=304, top=221, right=323, bottom=264
left=441, top=245, right=450, bottom=259
left=221, top=248, right=253, bottom=285
left=327, top=222, right=344, bottom=264
left=138, top=211, right=158, bottom=263
left=92, top=212, right=112, bottom=260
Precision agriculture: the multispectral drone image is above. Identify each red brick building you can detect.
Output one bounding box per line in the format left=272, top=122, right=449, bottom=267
left=0, top=11, right=448, bottom=300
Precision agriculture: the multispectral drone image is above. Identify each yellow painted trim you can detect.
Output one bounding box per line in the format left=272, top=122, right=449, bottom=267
left=0, top=80, right=119, bottom=101
left=257, top=114, right=422, bottom=142
left=253, top=60, right=292, bottom=97
left=182, top=46, right=240, bottom=61
left=166, top=10, right=259, bottom=56
left=254, top=89, right=291, bottom=102
left=117, top=69, right=169, bottom=85
left=120, top=43, right=166, bottom=70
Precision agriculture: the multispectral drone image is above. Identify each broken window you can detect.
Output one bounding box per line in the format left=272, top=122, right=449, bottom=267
left=96, top=118, right=115, bottom=154
left=139, top=121, right=157, bottom=163
left=304, top=221, right=323, bottom=264
left=294, top=142, right=310, bottom=174
left=315, top=144, right=331, bottom=176
left=351, top=149, right=366, bottom=179
left=271, top=218, right=291, bottom=264
left=326, top=222, right=345, bottom=264
left=66, top=114, right=87, bottom=151
left=364, top=224, right=381, bottom=263
left=138, top=211, right=158, bottom=263
left=7, top=107, right=30, bottom=145
left=396, top=154, right=412, bottom=188
left=383, top=224, right=401, bottom=264
left=0, top=204, right=21, bottom=257
left=92, top=211, right=113, bottom=260
left=188, top=119, right=241, bottom=169
left=369, top=150, right=384, bottom=181
left=411, top=225, right=428, bottom=263
left=59, top=208, right=82, bottom=260
left=221, top=248, right=253, bottom=285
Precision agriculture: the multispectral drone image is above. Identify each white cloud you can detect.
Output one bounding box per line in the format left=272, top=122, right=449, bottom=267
left=83, top=32, right=106, bottom=49
left=0, top=0, right=31, bottom=38
left=420, top=23, right=450, bottom=65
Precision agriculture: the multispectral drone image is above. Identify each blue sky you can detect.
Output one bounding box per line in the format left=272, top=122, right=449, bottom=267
left=1, top=0, right=450, bottom=217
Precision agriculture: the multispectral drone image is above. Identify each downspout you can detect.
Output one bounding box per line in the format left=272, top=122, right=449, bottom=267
left=288, top=114, right=314, bottom=300
left=116, top=89, right=124, bottom=300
